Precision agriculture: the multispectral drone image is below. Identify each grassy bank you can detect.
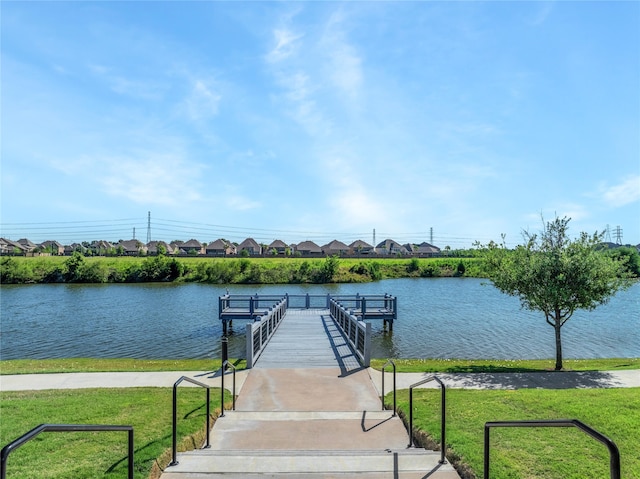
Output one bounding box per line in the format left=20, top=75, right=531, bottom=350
left=0, top=387, right=231, bottom=479
left=0, top=358, right=246, bottom=375
left=393, top=387, right=639, bottom=478
left=2, top=357, right=638, bottom=375
left=370, top=357, right=640, bottom=372
left=0, top=255, right=488, bottom=284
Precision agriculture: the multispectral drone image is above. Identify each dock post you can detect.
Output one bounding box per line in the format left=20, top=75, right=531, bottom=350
left=223, top=320, right=227, bottom=335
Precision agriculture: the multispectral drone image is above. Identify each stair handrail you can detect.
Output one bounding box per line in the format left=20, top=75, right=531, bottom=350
left=407, top=375, right=447, bottom=465
left=1, top=423, right=134, bottom=479
left=380, top=359, right=396, bottom=416
left=484, top=419, right=621, bottom=479
left=219, top=360, right=237, bottom=417
left=168, top=376, right=212, bottom=467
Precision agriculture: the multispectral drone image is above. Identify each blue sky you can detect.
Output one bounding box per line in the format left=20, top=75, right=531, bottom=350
left=1, top=1, right=639, bottom=248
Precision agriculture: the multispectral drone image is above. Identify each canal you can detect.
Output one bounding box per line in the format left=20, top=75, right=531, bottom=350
left=1, top=278, right=638, bottom=360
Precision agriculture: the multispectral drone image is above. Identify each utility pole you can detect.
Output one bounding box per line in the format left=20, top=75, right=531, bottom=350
left=614, top=226, right=623, bottom=245
left=133, top=227, right=136, bottom=240
left=373, top=228, right=376, bottom=248
left=430, top=227, right=433, bottom=244
left=147, top=211, right=151, bottom=243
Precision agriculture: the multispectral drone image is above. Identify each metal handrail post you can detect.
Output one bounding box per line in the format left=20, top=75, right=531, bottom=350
left=381, top=360, right=396, bottom=416
left=170, top=383, right=179, bottom=466
left=204, top=388, right=211, bottom=448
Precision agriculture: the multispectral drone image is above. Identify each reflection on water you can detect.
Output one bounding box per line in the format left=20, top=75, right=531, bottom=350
left=1, top=279, right=638, bottom=360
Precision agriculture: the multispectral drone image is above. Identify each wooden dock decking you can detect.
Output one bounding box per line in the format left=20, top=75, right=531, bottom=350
left=254, top=309, right=361, bottom=371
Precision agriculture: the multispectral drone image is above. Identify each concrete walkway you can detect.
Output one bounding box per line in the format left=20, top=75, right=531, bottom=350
left=2, top=369, right=638, bottom=392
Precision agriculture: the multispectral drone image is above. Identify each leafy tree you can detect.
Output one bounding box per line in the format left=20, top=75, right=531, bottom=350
left=482, top=217, right=632, bottom=370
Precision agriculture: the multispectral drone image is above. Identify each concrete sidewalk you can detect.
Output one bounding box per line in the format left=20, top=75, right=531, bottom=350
left=1, top=368, right=638, bottom=392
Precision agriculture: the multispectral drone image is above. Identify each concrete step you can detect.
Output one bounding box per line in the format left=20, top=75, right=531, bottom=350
left=220, top=410, right=394, bottom=421
left=162, top=448, right=459, bottom=477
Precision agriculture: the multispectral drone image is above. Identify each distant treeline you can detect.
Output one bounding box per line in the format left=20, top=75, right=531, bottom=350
left=1, top=248, right=637, bottom=285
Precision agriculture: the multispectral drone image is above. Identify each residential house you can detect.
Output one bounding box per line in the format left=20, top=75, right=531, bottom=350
left=376, top=239, right=408, bottom=256
left=90, top=240, right=114, bottom=256
left=349, top=240, right=374, bottom=255
left=206, top=239, right=235, bottom=256
left=296, top=240, right=322, bottom=256
left=118, top=239, right=147, bottom=256
left=322, top=239, right=350, bottom=256
left=181, top=239, right=204, bottom=255
left=40, top=240, right=65, bottom=255
left=0, top=238, right=26, bottom=255
left=17, top=238, right=37, bottom=253
left=405, top=242, right=441, bottom=257
left=146, top=241, right=174, bottom=255
left=267, top=239, right=288, bottom=255
left=237, top=238, right=262, bottom=256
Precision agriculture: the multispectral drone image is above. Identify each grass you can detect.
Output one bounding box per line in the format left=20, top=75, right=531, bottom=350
left=3, top=357, right=638, bottom=376
left=0, top=358, right=246, bottom=375
left=0, top=387, right=232, bottom=479
left=370, top=357, right=640, bottom=373
left=392, top=387, right=639, bottom=479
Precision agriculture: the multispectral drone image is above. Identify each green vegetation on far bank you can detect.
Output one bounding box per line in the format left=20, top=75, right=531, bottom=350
left=2, top=245, right=637, bottom=285
left=0, top=387, right=231, bottom=479
left=0, top=254, right=491, bottom=284
left=393, top=387, right=640, bottom=479
left=370, top=357, right=640, bottom=373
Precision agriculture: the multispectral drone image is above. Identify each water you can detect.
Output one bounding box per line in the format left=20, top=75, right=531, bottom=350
left=1, top=279, right=638, bottom=360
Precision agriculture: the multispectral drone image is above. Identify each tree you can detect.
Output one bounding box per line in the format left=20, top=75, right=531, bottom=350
left=483, top=216, right=632, bottom=370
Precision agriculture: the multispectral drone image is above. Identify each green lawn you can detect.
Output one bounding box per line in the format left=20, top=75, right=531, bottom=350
left=0, top=387, right=231, bottom=479
left=0, top=358, right=246, bottom=375
left=392, top=387, right=639, bottom=479
left=370, top=357, right=640, bottom=373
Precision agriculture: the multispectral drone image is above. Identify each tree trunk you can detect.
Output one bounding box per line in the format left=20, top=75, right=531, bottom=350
left=554, top=315, right=563, bottom=370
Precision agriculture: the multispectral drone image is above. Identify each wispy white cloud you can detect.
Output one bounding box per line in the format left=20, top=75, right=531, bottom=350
left=226, top=195, right=261, bottom=211
left=600, top=175, right=640, bottom=207
left=51, top=149, right=206, bottom=206
left=266, top=28, right=304, bottom=64
left=320, top=9, right=363, bottom=98
left=182, top=79, right=222, bottom=121
left=88, top=63, right=167, bottom=101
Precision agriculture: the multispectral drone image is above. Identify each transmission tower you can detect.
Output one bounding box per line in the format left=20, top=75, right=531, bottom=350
left=147, top=211, right=151, bottom=243
left=605, top=225, right=612, bottom=243
left=614, top=226, right=623, bottom=245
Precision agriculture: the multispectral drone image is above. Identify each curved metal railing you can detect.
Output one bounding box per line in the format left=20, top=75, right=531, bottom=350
left=0, top=423, right=134, bottom=479
left=168, top=376, right=212, bottom=467
left=484, top=419, right=621, bottom=479
left=407, top=375, right=447, bottom=465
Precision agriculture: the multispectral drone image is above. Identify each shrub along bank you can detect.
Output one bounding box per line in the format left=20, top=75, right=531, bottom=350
left=0, top=254, right=489, bottom=284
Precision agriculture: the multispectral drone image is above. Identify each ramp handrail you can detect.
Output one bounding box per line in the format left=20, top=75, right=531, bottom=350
left=1, top=424, right=134, bottom=479
left=381, top=359, right=397, bottom=416
left=329, top=299, right=372, bottom=367
left=484, top=419, right=621, bottom=479
left=408, top=375, right=447, bottom=465
left=168, top=376, right=212, bottom=467
left=219, top=360, right=237, bottom=417
left=246, top=297, right=287, bottom=367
